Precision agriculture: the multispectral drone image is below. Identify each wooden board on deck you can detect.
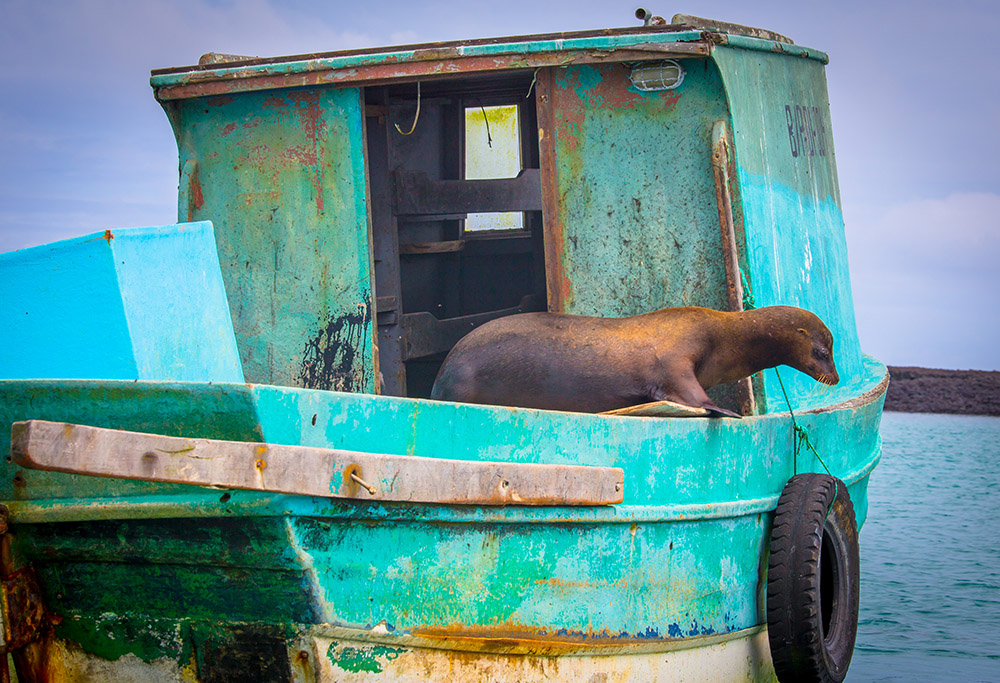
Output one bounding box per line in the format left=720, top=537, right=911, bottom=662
left=9, top=420, right=623, bottom=506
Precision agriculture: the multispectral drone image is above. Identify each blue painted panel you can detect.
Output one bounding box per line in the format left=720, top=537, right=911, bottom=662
left=0, top=223, right=243, bottom=383
left=113, top=222, right=243, bottom=383
left=0, top=232, right=137, bottom=380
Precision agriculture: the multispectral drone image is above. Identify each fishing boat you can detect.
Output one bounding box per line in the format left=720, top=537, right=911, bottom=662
left=0, top=11, right=887, bottom=682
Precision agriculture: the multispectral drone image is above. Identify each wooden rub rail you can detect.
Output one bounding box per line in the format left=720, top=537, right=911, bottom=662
left=9, top=421, right=624, bottom=506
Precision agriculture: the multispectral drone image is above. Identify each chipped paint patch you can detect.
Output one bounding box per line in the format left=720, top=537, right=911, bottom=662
left=326, top=640, right=404, bottom=673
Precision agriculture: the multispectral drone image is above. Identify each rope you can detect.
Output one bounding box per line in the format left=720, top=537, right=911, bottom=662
left=775, top=366, right=839, bottom=520
left=740, top=267, right=838, bottom=514
left=394, top=81, right=421, bottom=136
left=478, top=102, right=493, bottom=149
left=526, top=67, right=541, bottom=99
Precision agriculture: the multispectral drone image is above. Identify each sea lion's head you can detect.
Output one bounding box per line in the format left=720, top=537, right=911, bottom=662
left=786, top=309, right=839, bottom=386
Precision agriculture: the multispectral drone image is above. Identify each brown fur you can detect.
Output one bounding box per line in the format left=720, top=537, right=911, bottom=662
left=430, top=305, right=838, bottom=415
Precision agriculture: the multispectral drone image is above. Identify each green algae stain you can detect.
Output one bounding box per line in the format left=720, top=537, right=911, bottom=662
left=326, top=640, right=405, bottom=673
left=55, top=615, right=186, bottom=664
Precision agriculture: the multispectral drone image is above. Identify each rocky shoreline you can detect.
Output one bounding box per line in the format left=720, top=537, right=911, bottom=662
left=884, top=366, right=1000, bottom=416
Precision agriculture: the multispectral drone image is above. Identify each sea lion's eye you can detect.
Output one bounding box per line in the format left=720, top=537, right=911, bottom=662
left=813, top=347, right=830, bottom=361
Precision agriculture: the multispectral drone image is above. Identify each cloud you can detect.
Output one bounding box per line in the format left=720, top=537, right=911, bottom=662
left=0, top=0, right=376, bottom=253
left=846, top=193, right=1000, bottom=369
left=0, top=1, right=381, bottom=86
left=849, top=193, right=999, bottom=281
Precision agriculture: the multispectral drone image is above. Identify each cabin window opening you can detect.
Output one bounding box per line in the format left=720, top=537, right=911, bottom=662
left=365, top=76, right=546, bottom=400
left=464, top=103, right=524, bottom=233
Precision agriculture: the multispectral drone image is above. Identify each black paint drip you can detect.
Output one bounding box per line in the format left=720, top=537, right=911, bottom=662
left=298, top=303, right=372, bottom=391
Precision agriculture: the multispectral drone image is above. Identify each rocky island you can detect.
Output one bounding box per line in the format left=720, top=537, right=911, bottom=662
left=885, top=366, right=1000, bottom=416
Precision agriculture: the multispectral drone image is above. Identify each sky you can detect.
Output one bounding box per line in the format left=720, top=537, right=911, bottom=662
left=1, top=0, right=997, bottom=371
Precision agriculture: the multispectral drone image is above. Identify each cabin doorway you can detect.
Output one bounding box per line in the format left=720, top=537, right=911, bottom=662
left=364, top=73, right=546, bottom=398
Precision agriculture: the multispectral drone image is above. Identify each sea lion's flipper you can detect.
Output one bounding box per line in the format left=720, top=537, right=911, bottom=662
left=601, top=400, right=711, bottom=418
left=649, top=363, right=741, bottom=417
left=703, top=403, right=742, bottom=419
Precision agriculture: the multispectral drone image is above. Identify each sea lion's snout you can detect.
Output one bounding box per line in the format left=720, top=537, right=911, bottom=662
left=809, top=347, right=838, bottom=386
left=793, top=315, right=838, bottom=387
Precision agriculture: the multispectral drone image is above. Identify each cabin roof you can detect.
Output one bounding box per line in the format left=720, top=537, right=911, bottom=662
left=149, top=22, right=828, bottom=102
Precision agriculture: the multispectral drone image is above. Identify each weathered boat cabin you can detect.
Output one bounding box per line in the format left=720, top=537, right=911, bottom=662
left=151, top=12, right=862, bottom=414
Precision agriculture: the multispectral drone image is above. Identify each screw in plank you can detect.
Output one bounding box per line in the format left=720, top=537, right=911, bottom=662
left=349, top=472, right=377, bottom=496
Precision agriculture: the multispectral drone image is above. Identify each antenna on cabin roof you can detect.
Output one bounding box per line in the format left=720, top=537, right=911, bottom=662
left=635, top=8, right=666, bottom=26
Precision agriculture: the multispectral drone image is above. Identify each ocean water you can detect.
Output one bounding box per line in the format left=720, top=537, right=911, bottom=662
left=850, top=412, right=1000, bottom=681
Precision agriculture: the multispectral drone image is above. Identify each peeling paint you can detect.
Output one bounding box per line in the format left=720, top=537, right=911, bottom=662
left=327, top=641, right=404, bottom=673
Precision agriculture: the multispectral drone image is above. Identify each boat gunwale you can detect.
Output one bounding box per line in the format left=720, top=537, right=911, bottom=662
left=0, top=364, right=887, bottom=525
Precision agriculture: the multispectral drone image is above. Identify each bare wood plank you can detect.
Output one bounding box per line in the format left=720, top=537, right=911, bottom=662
left=398, top=240, right=466, bottom=255
left=400, top=294, right=545, bottom=360
left=10, top=421, right=623, bottom=506
left=394, top=169, right=542, bottom=216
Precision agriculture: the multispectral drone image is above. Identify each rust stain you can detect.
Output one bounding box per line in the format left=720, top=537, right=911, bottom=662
left=0, top=567, right=50, bottom=651
left=281, top=145, right=319, bottom=167
left=220, top=122, right=238, bottom=136
left=532, top=576, right=632, bottom=590
left=187, top=165, right=205, bottom=220
left=206, top=95, right=235, bottom=107
left=536, top=69, right=574, bottom=311
left=154, top=46, right=710, bottom=101
left=584, top=65, right=647, bottom=110
left=102, top=229, right=114, bottom=244
left=409, top=622, right=673, bottom=651
left=551, top=74, right=585, bottom=154
left=290, top=91, right=328, bottom=213
left=660, top=89, right=681, bottom=111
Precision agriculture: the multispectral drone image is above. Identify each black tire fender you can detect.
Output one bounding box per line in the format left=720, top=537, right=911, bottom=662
left=767, top=473, right=860, bottom=683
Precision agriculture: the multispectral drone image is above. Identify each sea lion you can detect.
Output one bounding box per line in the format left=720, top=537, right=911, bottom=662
left=430, top=305, right=838, bottom=415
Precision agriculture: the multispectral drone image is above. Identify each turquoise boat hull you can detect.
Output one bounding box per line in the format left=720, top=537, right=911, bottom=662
left=0, top=360, right=885, bottom=679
